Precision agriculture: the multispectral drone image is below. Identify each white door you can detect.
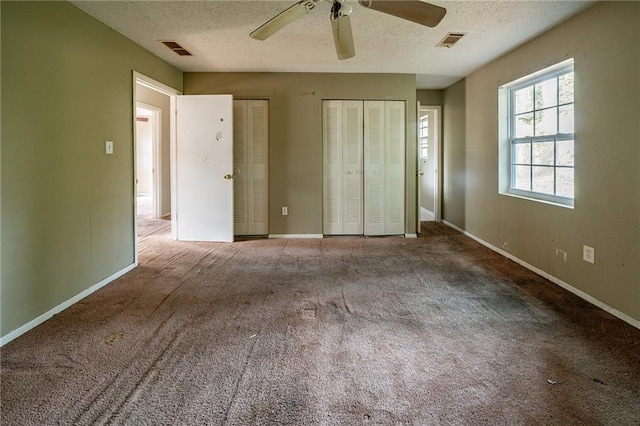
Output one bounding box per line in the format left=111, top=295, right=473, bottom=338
left=175, top=95, right=234, bottom=242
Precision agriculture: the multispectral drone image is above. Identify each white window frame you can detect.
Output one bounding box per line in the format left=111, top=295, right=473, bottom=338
left=498, top=58, right=575, bottom=208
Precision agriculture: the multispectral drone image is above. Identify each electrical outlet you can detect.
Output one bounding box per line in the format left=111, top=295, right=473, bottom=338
left=583, top=245, right=595, bottom=264
left=281, top=206, right=288, bottom=216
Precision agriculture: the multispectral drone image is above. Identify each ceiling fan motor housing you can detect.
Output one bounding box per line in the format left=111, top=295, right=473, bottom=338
left=331, top=0, right=353, bottom=19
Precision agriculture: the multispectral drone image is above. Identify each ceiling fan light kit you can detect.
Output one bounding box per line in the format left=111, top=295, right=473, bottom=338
left=250, top=0, right=446, bottom=61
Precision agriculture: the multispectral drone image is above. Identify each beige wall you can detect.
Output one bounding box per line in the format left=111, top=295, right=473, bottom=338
left=136, top=85, right=172, bottom=216
left=417, top=90, right=443, bottom=107
left=442, top=79, right=466, bottom=228
left=443, top=2, right=640, bottom=322
left=1, top=1, right=182, bottom=337
left=184, top=73, right=418, bottom=235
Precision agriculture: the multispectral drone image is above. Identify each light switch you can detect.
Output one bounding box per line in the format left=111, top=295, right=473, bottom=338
left=106, top=140, right=114, bottom=155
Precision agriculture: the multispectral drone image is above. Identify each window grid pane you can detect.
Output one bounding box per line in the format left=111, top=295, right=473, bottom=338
left=508, top=68, right=574, bottom=200
left=419, top=117, right=429, bottom=159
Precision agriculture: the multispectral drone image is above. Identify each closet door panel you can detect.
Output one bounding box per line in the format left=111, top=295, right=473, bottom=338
left=342, top=101, right=364, bottom=234
left=323, top=101, right=343, bottom=234
left=233, top=99, right=269, bottom=236
left=233, top=101, right=248, bottom=235
left=248, top=100, right=269, bottom=235
left=364, top=101, right=386, bottom=236
left=385, top=101, right=405, bottom=235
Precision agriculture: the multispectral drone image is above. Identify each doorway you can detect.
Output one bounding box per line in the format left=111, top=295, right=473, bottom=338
left=417, top=105, right=441, bottom=228
left=133, top=72, right=181, bottom=263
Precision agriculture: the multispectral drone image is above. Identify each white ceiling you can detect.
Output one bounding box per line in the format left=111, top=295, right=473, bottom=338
left=71, top=0, right=596, bottom=89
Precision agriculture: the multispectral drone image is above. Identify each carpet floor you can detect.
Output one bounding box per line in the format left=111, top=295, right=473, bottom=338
left=1, top=221, right=639, bottom=425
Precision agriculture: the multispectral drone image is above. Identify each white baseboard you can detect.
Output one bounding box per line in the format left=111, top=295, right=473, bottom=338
left=0, top=262, right=138, bottom=346
left=268, top=234, right=323, bottom=239
left=405, top=234, right=418, bottom=238
left=441, top=220, right=640, bottom=330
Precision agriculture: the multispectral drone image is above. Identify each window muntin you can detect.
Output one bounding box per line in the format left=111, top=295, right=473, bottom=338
left=419, top=116, right=429, bottom=159
left=506, top=61, right=574, bottom=205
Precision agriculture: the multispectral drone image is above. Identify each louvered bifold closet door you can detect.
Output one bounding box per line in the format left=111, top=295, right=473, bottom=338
left=325, top=100, right=403, bottom=236
left=233, top=100, right=269, bottom=236
left=247, top=100, right=269, bottom=235
left=323, top=101, right=364, bottom=235
left=342, top=101, right=364, bottom=234
left=364, top=101, right=386, bottom=236
left=323, top=101, right=343, bottom=234
left=384, top=101, right=405, bottom=235
left=233, top=101, right=248, bottom=235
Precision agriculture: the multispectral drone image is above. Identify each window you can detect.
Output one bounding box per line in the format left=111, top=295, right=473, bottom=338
left=419, top=115, right=429, bottom=159
left=499, top=59, right=574, bottom=207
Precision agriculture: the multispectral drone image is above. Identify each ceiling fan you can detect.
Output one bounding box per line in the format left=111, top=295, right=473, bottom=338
left=250, top=0, right=447, bottom=60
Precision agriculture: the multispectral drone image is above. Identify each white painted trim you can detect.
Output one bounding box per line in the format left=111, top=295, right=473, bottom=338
left=268, top=234, right=324, bottom=239
left=170, top=95, right=178, bottom=240
left=0, top=263, right=137, bottom=346
left=433, top=106, right=442, bottom=222
left=441, top=220, right=640, bottom=330
left=405, top=234, right=418, bottom=238
left=416, top=100, right=421, bottom=233
left=133, top=71, right=182, bottom=97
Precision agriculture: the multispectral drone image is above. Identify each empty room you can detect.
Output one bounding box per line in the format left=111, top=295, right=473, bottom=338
left=1, top=0, right=639, bottom=424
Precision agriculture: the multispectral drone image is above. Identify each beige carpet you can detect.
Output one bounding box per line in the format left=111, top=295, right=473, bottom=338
left=2, top=221, right=639, bottom=425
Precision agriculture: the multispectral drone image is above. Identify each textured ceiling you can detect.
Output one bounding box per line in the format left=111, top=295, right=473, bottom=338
left=71, top=0, right=596, bottom=89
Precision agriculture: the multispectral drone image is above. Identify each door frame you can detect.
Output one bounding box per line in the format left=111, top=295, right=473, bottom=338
left=132, top=72, right=181, bottom=263
left=416, top=103, right=442, bottom=231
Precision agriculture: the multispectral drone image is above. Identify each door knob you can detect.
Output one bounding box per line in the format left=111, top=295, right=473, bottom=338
left=416, top=171, right=425, bottom=176
left=224, top=174, right=233, bottom=180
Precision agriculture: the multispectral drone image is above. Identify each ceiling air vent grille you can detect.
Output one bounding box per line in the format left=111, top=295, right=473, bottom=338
left=437, top=32, right=465, bottom=48
left=161, top=41, right=193, bottom=56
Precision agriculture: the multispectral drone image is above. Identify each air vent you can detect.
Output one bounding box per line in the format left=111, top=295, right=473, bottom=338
left=437, top=32, right=465, bottom=48
left=161, top=40, right=193, bottom=56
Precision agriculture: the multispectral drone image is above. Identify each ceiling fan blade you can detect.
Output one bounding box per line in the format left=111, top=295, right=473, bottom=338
left=250, top=0, right=317, bottom=40
left=358, top=0, right=446, bottom=28
left=331, top=13, right=355, bottom=60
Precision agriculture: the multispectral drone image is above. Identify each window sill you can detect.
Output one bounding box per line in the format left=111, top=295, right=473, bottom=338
left=499, top=190, right=574, bottom=209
